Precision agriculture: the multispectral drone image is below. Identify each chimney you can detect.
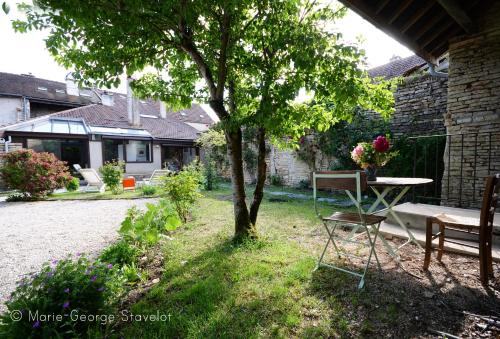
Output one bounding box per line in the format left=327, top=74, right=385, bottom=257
left=160, top=101, right=167, bottom=118
left=65, top=73, right=79, bottom=96
left=126, top=77, right=141, bottom=126
left=101, top=91, right=114, bottom=106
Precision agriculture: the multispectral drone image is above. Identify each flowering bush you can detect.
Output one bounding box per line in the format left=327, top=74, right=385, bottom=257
left=351, top=135, right=398, bottom=169
left=0, top=256, right=124, bottom=338
left=0, top=149, right=72, bottom=200
left=99, top=160, right=124, bottom=194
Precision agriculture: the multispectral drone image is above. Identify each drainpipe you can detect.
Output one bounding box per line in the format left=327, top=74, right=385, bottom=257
left=427, top=62, right=448, bottom=78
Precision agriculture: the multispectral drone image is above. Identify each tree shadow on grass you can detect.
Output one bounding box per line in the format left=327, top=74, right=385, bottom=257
left=309, top=262, right=500, bottom=338
left=120, top=238, right=309, bottom=338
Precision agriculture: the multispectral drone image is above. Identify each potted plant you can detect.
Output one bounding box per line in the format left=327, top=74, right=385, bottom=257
left=351, top=135, right=398, bottom=181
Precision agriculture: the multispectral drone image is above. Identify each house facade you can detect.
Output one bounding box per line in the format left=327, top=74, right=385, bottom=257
left=0, top=73, right=217, bottom=178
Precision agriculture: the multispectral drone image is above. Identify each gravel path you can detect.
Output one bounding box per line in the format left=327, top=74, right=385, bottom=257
left=0, top=198, right=155, bottom=310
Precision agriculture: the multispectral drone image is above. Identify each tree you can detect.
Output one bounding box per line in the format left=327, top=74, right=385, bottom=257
left=14, top=0, right=395, bottom=240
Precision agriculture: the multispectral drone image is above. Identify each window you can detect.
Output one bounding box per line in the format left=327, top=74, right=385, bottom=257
left=103, top=139, right=125, bottom=163
left=126, top=140, right=151, bottom=162
left=103, top=139, right=151, bottom=163
left=27, top=139, right=62, bottom=158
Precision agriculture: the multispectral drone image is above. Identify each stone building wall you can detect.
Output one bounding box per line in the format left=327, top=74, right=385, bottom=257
left=441, top=2, right=500, bottom=208
left=391, top=74, right=447, bottom=136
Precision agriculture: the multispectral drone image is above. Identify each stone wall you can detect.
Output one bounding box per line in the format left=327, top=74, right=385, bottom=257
left=0, top=142, right=24, bottom=190
left=441, top=2, right=500, bottom=207
left=268, top=74, right=448, bottom=187
left=391, top=74, right=447, bottom=136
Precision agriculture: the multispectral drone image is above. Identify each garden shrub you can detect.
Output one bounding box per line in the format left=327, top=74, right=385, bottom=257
left=0, top=149, right=72, bottom=200
left=162, top=164, right=204, bottom=222
left=99, top=239, right=139, bottom=267
left=119, top=199, right=182, bottom=245
left=0, top=256, right=124, bottom=338
left=269, top=174, right=283, bottom=186
left=202, top=158, right=218, bottom=191
left=140, top=184, right=157, bottom=196
left=99, top=160, right=124, bottom=194
left=65, top=177, right=80, bottom=192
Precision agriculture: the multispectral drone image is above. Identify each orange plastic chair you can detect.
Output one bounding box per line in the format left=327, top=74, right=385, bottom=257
left=122, top=177, right=136, bottom=191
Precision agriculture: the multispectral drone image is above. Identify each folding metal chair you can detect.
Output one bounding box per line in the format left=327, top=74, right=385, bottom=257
left=313, top=171, right=386, bottom=289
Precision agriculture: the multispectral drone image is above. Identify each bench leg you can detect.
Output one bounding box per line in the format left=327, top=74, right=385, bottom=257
left=423, top=217, right=433, bottom=270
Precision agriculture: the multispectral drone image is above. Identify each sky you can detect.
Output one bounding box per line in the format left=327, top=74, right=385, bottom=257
left=0, top=1, right=413, bottom=94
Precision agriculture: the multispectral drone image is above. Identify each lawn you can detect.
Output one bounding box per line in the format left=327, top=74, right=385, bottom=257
left=115, top=185, right=499, bottom=338
left=48, top=189, right=160, bottom=200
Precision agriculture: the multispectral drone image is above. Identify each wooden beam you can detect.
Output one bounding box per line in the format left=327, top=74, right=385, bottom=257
left=412, top=11, right=447, bottom=40
left=420, top=20, right=455, bottom=48
left=388, top=0, right=413, bottom=24
left=337, top=0, right=437, bottom=63
left=436, top=0, right=475, bottom=33
left=401, top=1, right=436, bottom=33
left=375, top=0, right=392, bottom=14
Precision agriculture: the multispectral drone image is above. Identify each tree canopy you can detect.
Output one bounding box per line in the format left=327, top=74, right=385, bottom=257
left=13, top=0, right=396, bottom=239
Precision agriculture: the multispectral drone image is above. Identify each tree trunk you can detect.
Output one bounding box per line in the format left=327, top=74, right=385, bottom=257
left=249, top=127, right=267, bottom=225
left=225, top=128, right=257, bottom=240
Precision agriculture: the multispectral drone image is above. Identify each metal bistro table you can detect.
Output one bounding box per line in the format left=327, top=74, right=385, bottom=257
left=363, top=177, right=433, bottom=261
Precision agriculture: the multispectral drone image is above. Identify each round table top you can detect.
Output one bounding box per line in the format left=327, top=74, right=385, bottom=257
left=367, top=177, right=433, bottom=187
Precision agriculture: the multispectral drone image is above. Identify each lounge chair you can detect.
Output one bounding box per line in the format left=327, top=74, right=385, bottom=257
left=73, top=165, right=106, bottom=193
left=143, top=169, right=171, bottom=186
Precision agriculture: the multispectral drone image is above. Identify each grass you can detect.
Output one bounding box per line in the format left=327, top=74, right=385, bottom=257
left=104, top=185, right=498, bottom=338
left=115, top=187, right=375, bottom=338
left=48, top=189, right=160, bottom=200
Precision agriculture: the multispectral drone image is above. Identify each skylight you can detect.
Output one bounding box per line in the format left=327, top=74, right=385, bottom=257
left=37, top=86, right=48, bottom=91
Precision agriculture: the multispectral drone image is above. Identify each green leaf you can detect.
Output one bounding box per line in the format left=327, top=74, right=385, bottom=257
left=2, top=2, right=10, bottom=14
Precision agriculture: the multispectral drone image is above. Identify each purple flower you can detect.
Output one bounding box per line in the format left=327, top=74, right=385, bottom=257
left=107, top=264, right=113, bottom=269
left=90, top=275, right=97, bottom=282
left=62, top=301, right=70, bottom=309
left=46, top=271, right=54, bottom=278
left=51, top=259, right=58, bottom=265
left=97, top=286, right=105, bottom=292
left=76, top=252, right=81, bottom=257
left=64, top=288, right=70, bottom=293
left=32, top=321, right=40, bottom=329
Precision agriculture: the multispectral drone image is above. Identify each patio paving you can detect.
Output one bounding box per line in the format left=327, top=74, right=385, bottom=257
left=0, top=198, right=155, bottom=311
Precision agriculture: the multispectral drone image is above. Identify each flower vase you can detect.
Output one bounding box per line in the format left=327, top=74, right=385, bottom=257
left=365, top=165, right=377, bottom=181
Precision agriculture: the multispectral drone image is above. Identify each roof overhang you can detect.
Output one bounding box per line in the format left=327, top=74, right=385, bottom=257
left=338, top=0, right=492, bottom=63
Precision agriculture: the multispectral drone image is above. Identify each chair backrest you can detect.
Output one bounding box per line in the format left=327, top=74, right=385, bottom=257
left=149, top=169, right=170, bottom=185
left=480, top=173, right=500, bottom=231
left=79, top=168, right=104, bottom=186
left=313, top=171, right=367, bottom=217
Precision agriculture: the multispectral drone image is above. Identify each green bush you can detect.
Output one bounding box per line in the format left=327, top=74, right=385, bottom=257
left=99, top=240, right=139, bottom=267
left=0, top=149, right=72, bottom=200
left=141, top=185, right=157, bottom=196
left=65, top=177, right=80, bottom=192
left=162, top=164, right=204, bottom=222
left=99, top=161, right=124, bottom=194
left=203, top=158, right=218, bottom=191
left=297, top=179, right=310, bottom=190
left=0, top=256, right=124, bottom=338
left=269, top=174, right=283, bottom=186
left=119, top=199, right=182, bottom=245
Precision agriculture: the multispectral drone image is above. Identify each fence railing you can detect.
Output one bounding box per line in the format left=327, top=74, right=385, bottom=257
left=403, top=131, right=500, bottom=208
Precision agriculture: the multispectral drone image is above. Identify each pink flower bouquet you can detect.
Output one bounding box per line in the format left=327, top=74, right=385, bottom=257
left=351, top=135, right=398, bottom=170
